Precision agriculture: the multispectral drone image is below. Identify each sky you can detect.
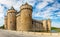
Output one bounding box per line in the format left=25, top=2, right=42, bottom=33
left=0, top=0, right=60, bottom=28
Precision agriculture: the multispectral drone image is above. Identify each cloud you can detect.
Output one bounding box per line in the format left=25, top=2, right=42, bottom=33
left=0, top=0, right=13, bottom=8
left=36, top=2, right=48, bottom=10
left=33, top=0, right=60, bottom=20
left=33, top=11, right=53, bottom=19
left=55, top=12, right=60, bottom=17
left=0, top=5, right=4, bottom=13
left=0, top=6, right=4, bottom=26
left=0, top=5, right=4, bottom=20
left=52, top=21, right=60, bottom=28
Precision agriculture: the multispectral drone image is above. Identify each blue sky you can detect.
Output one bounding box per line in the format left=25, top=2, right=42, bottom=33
left=0, top=0, right=60, bottom=28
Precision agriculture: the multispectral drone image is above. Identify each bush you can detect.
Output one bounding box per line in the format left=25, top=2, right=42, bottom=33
left=0, top=25, right=4, bottom=29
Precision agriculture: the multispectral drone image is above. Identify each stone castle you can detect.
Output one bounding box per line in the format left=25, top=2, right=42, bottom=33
left=4, top=3, right=51, bottom=32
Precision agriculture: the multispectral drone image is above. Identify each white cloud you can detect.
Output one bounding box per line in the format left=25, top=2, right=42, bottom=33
left=0, top=0, right=23, bottom=9
left=33, top=0, right=60, bottom=20
left=53, top=0, right=60, bottom=8
left=33, top=6, right=60, bottom=19
left=0, top=5, right=4, bottom=20
left=0, top=0, right=12, bottom=8
left=52, top=21, right=60, bottom=28
left=0, top=6, right=4, bottom=13
left=13, top=1, right=22, bottom=11
left=36, top=2, right=48, bottom=9
left=0, top=13, right=4, bottom=18
left=27, top=0, right=37, bottom=6
left=55, top=12, right=60, bottom=17
left=44, top=0, right=54, bottom=2
left=33, top=7, right=53, bottom=19
left=0, top=6, right=4, bottom=26
left=0, top=0, right=37, bottom=11
left=36, top=0, right=54, bottom=10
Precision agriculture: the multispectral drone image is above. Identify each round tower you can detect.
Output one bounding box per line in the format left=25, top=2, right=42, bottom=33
left=20, top=3, right=32, bottom=31
left=43, top=20, right=47, bottom=31
left=47, top=19, right=51, bottom=32
left=7, top=7, right=16, bottom=30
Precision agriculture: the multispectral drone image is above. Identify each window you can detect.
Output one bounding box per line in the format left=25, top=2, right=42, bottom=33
left=29, top=14, right=30, bottom=16
left=10, top=21, right=12, bottom=24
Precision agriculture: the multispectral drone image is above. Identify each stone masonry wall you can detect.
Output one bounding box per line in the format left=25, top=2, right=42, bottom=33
left=7, top=10, right=16, bottom=30
left=16, top=13, right=21, bottom=31
left=4, top=16, right=7, bottom=29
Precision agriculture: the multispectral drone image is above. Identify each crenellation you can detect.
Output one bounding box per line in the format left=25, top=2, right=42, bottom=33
left=16, top=13, right=20, bottom=17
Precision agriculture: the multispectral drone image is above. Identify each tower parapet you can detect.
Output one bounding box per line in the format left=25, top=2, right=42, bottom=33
left=20, top=3, right=32, bottom=12
left=7, top=7, right=16, bottom=13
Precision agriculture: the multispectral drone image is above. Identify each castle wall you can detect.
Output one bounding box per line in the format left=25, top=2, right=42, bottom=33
left=32, top=20, right=44, bottom=32
left=47, top=19, right=51, bottom=32
left=16, top=13, right=21, bottom=31
left=42, top=19, right=51, bottom=32
left=4, top=16, right=7, bottom=29
left=43, top=20, right=47, bottom=31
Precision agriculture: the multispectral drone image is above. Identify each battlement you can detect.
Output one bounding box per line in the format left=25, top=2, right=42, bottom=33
left=7, top=7, right=16, bottom=13
left=16, top=13, right=20, bottom=17
left=20, top=3, right=32, bottom=11
left=7, top=10, right=16, bottom=13
left=4, top=16, right=7, bottom=20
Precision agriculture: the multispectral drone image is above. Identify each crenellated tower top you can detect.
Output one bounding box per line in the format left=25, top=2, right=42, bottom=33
left=7, top=6, right=16, bottom=13
left=20, top=2, right=32, bottom=11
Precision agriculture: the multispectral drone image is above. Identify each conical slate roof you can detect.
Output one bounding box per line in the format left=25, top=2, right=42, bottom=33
left=8, top=6, right=15, bottom=10
left=10, top=6, right=15, bottom=10
left=25, top=2, right=28, bottom=5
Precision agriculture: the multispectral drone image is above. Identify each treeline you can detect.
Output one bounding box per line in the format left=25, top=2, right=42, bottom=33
left=51, top=27, right=60, bottom=32
left=0, top=25, right=4, bottom=29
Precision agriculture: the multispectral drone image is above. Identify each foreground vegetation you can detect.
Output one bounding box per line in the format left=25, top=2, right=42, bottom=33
left=0, top=25, right=4, bottom=29
left=51, top=27, right=60, bottom=32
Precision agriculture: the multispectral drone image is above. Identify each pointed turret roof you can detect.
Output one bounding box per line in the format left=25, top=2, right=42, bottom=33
left=10, top=6, right=15, bottom=10
left=25, top=2, right=28, bottom=5
left=8, top=6, right=15, bottom=10
left=21, top=2, right=28, bottom=6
